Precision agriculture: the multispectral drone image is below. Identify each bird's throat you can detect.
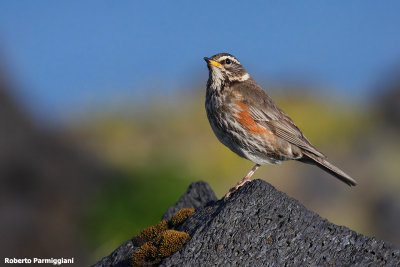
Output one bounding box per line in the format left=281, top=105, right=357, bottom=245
left=209, top=69, right=225, bottom=91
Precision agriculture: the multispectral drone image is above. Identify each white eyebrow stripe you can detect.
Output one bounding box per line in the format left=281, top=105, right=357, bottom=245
left=217, top=56, right=240, bottom=64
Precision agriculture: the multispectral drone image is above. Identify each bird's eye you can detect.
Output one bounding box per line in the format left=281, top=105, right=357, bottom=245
left=225, top=59, right=231, bottom=65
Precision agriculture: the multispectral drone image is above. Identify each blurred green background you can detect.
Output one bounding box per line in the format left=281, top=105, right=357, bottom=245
left=1, top=1, right=400, bottom=265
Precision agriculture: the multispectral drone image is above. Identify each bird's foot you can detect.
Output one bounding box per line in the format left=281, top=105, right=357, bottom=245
left=224, top=176, right=251, bottom=199
left=224, top=164, right=260, bottom=199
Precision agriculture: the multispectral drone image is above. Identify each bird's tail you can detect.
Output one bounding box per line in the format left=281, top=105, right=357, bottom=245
left=300, top=151, right=357, bottom=186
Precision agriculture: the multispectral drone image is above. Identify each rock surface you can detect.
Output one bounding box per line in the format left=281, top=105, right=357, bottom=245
left=94, top=179, right=400, bottom=266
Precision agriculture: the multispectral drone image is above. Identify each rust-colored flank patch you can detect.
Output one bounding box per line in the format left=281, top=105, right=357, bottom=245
left=235, top=102, right=271, bottom=136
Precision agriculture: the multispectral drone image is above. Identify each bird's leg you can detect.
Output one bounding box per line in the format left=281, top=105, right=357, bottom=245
left=224, top=164, right=260, bottom=199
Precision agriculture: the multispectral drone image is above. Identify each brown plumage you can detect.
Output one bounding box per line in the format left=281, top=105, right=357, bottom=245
left=204, top=53, right=357, bottom=198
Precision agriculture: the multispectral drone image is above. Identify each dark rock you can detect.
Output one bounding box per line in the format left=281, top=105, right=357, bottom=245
left=93, top=239, right=135, bottom=267
left=94, top=179, right=400, bottom=267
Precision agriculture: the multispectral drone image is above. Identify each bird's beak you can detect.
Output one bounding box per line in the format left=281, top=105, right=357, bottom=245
left=204, top=57, right=223, bottom=68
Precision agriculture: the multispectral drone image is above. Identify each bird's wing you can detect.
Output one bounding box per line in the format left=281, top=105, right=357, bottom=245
left=233, top=80, right=326, bottom=158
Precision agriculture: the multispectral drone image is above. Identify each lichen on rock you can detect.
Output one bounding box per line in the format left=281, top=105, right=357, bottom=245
left=130, top=208, right=195, bottom=266
left=169, top=208, right=195, bottom=228
left=131, top=242, right=159, bottom=267
left=154, top=230, right=190, bottom=258
left=133, top=220, right=168, bottom=246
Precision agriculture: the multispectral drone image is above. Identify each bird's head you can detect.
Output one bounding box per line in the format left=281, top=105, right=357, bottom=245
left=204, top=53, right=250, bottom=89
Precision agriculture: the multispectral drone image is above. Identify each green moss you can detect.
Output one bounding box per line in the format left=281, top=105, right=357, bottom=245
left=131, top=229, right=190, bottom=266
left=133, top=220, right=168, bottom=246
left=154, top=230, right=190, bottom=258
left=169, top=208, right=195, bottom=227
left=131, top=242, right=159, bottom=267
left=131, top=208, right=194, bottom=265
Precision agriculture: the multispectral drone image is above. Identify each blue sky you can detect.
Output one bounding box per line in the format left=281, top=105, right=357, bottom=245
left=1, top=1, right=400, bottom=122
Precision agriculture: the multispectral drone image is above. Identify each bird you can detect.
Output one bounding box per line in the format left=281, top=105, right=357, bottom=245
left=203, top=53, right=357, bottom=199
